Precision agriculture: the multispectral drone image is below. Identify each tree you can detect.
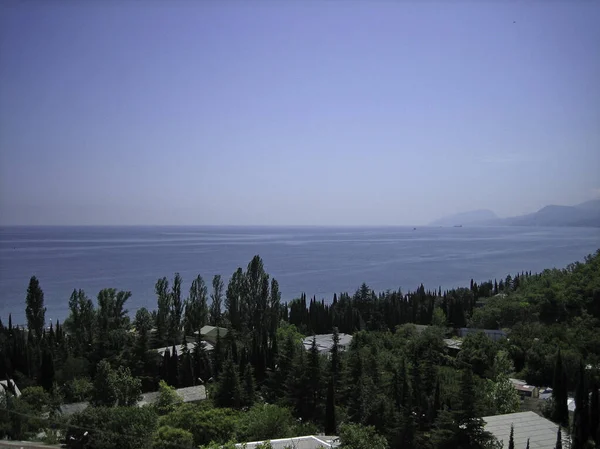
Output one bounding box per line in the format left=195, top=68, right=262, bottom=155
left=155, top=277, right=171, bottom=345
left=338, top=423, right=389, bottom=449
left=325, top=376, right=337, bottom=434
left=25, top=276, right=46, bottom=340
left=152, top=425, right=194, bottom=449
left=91, top=360, right=117, bottom=407
left=213, top=358, right=241, bottom=408
left=242, top=363, right=255, bottom=407
left=555, top=427, right=562, bottom=449
left=591, top=380, right=599, bottom=447
left=65, top=289, right=95, bottom=356
left=508, top=424, right=514, bottom=449
left=168, top=345, right=179, bottom=387
left=552, top=350, right=569, bottom=427
left=485, top=375, right=520, bottom=415
left=39, top=346, right=55, bottom=391
left=184, top=274, right=208, bottom=336
left=154, top=380, right=183, bottom=415
left=90, top=359, right=141, bottom=407
left=236, top=404, right=296, bottom=442
left=65, top=406, right=157, bottom=449
left=210, top=275, right=224, bottom=326
left=572, top=360, right=589, bottom=449
left=170, top=273, right=184, bottom=342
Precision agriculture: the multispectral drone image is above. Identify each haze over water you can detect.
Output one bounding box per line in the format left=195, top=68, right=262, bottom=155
left=1, top=225, right=598, bottom=324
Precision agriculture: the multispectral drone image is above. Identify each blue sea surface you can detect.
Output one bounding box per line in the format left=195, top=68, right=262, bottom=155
left=1, top=226, right=599, bottom=324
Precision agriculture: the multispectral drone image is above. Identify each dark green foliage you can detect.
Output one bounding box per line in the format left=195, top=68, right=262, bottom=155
left=591, top=381, right=600, bottom=446
left=508, top=424, right=514, bottom=449
left=25, top=276, right=46, bottom=340
left=338, top=423, right=389, bottom=449
left=325, top=375, right=337, bottom=434
left=552, top=349, right=570, bottom=427
left=168, top=344, right=179, bottom=387
left=39, top=346, right=55, bottom=391
left=572, top=360, right=590, bottom=449
left=209, top=275, right=224, bottom=326
left=65, top=406, right=157, bottom=449
left=184, top=274, right=208, bottom=336
left=242, top=363, right=256, bottom=407
left=213, top=358, right=241, bottom=408
left=158, top=404, right=239, bottom=447
left=152, top=425, right=194, bottom=449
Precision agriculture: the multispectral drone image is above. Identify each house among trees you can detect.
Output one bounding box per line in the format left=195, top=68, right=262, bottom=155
left=509, top=378, right=540, bottom=398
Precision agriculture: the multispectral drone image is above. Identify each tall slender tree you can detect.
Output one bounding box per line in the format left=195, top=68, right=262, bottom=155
left=25, top=276, right=46, bottom=340
left=552, top=349, right=569, bottom=427
left=209, top=275, right=224, bottom=326
left=508, top=423, right=515, bottom=449
left=572, top=360, right=589, bottom=449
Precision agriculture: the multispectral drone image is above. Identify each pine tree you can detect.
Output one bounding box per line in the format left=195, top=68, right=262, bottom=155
left=192, top=332, right=211, bottom=385
left=212, top=329, right=224, bottom=378
left=325, top=375, right=337, bottom=434
left=552, top=349, right=569, bottom=427
left=179, top=336, right=194, bottom=387
left=555, top=427, right=562, bottom=449
left=526, top=438, right=530, bottom=449
left=572, top=360, right=589, bottom=449
left=25, top=276, right=46, bottom=340
left=508, top=423, right=515, bottom=449
left=330, top=327, right=341, bottom=390
left=307, top=336, right=323, bottom=422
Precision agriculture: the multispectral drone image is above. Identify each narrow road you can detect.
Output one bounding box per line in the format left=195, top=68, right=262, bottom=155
left=0, top=441, right=60, bottom=449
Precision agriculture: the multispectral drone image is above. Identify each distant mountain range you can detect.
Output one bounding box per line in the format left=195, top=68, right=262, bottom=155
left=430, top=199, right=600, bottom=228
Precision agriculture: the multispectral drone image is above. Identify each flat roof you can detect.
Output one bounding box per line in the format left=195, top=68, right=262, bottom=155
left=483, top=411, right=566, bottom=449
left=302, top=334, right=353, bottom=353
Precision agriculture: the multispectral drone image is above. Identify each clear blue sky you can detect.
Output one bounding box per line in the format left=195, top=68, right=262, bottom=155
left=1, top=1, right=599, bottom=226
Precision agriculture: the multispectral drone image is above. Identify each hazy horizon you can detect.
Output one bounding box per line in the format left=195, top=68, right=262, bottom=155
left=1, top=2, right=599, bottom=226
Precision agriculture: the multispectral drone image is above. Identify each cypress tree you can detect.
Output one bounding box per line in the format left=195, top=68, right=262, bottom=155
left=39, top=346, right=55, bottom=391
left=526, top=438, right=530, bottom=449
left=325, top=375, right=337, bottom=434
left=572, top=360, right=589, bottom=449
left=591, top=380, right=599, bottom=446
left=213, top=329, right=224, bottom=378
left=552, top=349, right=569, bottom=427
left=242, top=363, right=255, bottom=407
left=555, top=427, right=562, bottom=449
left=214, top=358, right=241, bottom=408
left=169, top=344, right=179, bottom=387
left=161, top=349, right=171, bottom=382
left=25, top=276, right=46, bottom=340
left=508, top=423, right=515, bottom=449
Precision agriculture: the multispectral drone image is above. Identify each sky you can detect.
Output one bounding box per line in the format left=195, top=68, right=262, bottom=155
left=1, top=1, right=599, bottom=226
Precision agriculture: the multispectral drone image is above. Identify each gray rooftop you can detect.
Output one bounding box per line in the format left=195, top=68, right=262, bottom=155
left=0, top=379, right=21, bottom=397
left=303, top=334, right=352, bottom=353
left=156, top=340, right=214, bottom=356
left=60, top=385, right=206, bottom=415
left=236, top=435, right=339, bottom=449
left=483, top=411, right=567, bottom=449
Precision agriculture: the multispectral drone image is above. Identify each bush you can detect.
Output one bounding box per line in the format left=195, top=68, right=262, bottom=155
left=152, top=425, right=194, bottom=449
left=159, top=403, right=239, bottom=446
left=236, top=404, right=296, bottom=442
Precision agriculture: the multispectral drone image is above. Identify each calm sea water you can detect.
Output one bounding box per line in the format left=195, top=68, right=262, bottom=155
left=0, top=226, right=599, bottom=324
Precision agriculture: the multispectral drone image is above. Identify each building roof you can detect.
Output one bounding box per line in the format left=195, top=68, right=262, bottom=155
left=509, top=379, right=537, bottom=393
left=156, top=340, right=214, bottom=356
left=483, top=411, right=566, bottom=449
left=138, top=385, right=206, bottom=407
left=302, top=334, right=353, bottom=353
left=195, top=325, right=228, bottom=340
left=0, top=379, right=21, bottom=397
left=443, top=338, right=463, bottom=351
left=60, top=385, right=206, bottom=415
left=236, top=435, right=339, bottom=449
left=59, top=401, right=89, bottom=416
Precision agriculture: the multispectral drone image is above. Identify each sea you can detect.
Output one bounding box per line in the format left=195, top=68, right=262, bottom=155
left=0, top=226, right=599, bottom=325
